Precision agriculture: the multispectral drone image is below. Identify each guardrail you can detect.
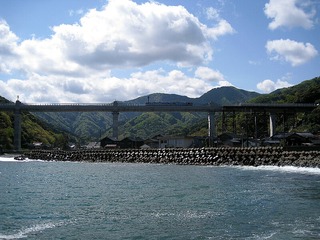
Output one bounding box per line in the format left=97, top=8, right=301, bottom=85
left=0, top=101, right=317, bottom=113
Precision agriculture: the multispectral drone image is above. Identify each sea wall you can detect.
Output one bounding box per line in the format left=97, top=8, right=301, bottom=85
left=25, top=147, right=320, bottom=168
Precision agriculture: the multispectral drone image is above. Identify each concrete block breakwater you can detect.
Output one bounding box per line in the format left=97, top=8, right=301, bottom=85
left=25, top=147, right=320, bottom=168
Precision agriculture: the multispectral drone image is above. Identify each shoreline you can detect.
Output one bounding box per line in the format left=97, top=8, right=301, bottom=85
left=23, top=147, right=320, bottom=168
left=0, top=153, right=22, bottom=158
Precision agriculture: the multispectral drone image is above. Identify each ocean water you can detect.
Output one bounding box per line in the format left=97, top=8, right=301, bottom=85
left=1, top=157, right=320, bottom=239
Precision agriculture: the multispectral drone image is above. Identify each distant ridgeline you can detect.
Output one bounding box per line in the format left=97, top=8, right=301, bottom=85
left=0, top=77, right=319, bottom=150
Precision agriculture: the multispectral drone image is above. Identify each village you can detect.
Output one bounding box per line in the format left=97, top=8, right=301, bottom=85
left=28, top=131, right=320, bottom=151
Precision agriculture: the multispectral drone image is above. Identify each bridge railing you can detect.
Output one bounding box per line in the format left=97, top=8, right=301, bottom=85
left=240, top=103, right=316, bottom=107
left=21, top=102, right=147, bottom=107
left=22, top=103, right=114, bottom=106
left=223, top=103, right=317, bottom=108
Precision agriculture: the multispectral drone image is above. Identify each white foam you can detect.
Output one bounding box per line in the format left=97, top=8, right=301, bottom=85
left=237, top=165, right=320, bottom=175
left=0, top=157, right=19, bottom=162
left=0, top=157, right=45, bottom=163
left=0, top=222, right=62, bottom=239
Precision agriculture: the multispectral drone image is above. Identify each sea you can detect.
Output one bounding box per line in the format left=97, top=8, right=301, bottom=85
left=1, top=156, right=320, bottom=239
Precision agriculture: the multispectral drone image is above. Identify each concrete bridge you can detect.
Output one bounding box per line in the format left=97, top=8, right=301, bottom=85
left=0, top=100, right=316, bottom=151
left=221, top=103, right=317, bottom=139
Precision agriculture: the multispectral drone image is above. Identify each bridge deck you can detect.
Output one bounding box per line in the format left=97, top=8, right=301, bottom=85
left=0, top=102, right=317, bottom=113
left=222, top=103, right=316, bottom=112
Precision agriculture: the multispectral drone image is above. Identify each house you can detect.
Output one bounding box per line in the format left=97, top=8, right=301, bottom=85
left=140, top=144, right=151, bottom=149
left=118, top=137, right=144, bottom=149
left=86, top=142, right=101, bottom=149
left=192, top=136, right=208, bottom=148
left=243, top=139, right=260, bottom=147
left=33, top=142, right=43, bottom=149
left=268, top=132, right=315, bottom=146
left=100, top=136, right=145, bottom=149
left=100, top=136, right=118, bottom=148
left=144, top=134, right=163, bottom=148
left=218, top=133, right=242, bottom=147
left=157, top=136, right=194, bottom=148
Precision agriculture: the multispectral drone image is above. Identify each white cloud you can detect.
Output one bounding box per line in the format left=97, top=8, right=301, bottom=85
left=195, top=66, right=225, bottom=82
left=205, top=19, right=235, bottom=40
left=69, top=9, right=84, bottom=17
left=0, top=67, right=230, bottom=103
left=0, top=0, right=234, bottom=74
left=0, top=20, right=19, bottom=73
left=266, top=39, right=318, bottom=66
left=264, top=0, right=316, bottom=30
left=206, top=7, right=220, bottom=21
left=194, top=66, right=233, bottom=87
left=47, top=0, right=233, bottom=71
left=257, top=78, right=293, bottom=93
left=0, top=0, right=236, bottom=103
left=0, top=20, right=18, bottom=53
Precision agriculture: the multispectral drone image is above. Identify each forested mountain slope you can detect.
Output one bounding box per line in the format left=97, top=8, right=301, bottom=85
left=32, top=86, right=260, bottom=140
left=0, top=97, right=69, bottom=150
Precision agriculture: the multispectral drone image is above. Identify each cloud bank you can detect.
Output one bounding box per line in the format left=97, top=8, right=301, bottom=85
left=257, top=78, right=293, bottom=93
left=264, top=0, right=316, bottom=30
left=0, top=0, right=235, bottom=103
left=266, top=39, right=318, bottom=66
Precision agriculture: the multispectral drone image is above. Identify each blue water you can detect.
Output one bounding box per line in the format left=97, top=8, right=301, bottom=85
left=1, top=157, right=320, bottom=239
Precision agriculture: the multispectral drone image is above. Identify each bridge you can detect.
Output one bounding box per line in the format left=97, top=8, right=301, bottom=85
left=0, top=100, right=316, bottom=151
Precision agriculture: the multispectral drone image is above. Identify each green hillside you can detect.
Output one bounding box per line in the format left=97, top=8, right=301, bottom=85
left=105, top=87, right=259, bottom=139
left=31, top=86, right=258, bottom=141
left=104, top=112, right=207, bottom=140
left=2, top=77, right=319, bottom=147
left=250, top=77, right=320, bottom=104
left=248, top=76, right=320, bottom=134
left=0, top=97, right=70, bottom=150
left=195, top=86, right=259, bottom=105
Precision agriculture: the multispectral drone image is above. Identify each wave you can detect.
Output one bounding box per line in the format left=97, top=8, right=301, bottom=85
left=151, top=209, right=217, bottom=220
left=0, top=157, right=20, bottom=162
left=0, top=221, right=63, bottom=239
left=236, top=165, right=320, bottom=175
left=0, top=157, right=45, bottom=163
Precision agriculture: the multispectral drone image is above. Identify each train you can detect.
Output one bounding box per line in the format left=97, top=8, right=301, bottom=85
left=145, top=102, right=193, bottom=106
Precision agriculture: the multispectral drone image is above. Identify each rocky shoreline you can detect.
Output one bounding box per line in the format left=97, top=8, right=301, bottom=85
left=24, top=147, right=320, bottom=168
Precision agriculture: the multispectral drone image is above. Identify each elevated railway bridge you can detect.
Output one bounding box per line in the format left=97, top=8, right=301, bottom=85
left=0, top=100, right=316, bottom=151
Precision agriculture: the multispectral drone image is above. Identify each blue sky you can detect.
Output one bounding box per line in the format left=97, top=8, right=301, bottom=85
left=0, top=0, right=319, bottom=103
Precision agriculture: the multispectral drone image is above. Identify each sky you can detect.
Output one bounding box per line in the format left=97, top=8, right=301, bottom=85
left=0, top=0, right=319, bottom=103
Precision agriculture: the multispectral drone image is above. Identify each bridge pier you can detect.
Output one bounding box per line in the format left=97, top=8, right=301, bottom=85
left=208, top=112, right=216, bottom=146
left=112, top=111, right=119, bottom=140
left=14, top=100, right=22, bottom=151
left=269, top=113, right=276, bottom=137
left=232, top=111, right=236, bottom=135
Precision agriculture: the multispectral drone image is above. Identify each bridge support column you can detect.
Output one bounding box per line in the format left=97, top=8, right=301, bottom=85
left=112, top=111, right=119, bottom=140
left=269, top=113, right=276, bottom=137
left=254, top=112, right=258, bottom=139
left=208, top=112, right=216, bottom=146
left=14, top=100, right=22, bottom=151
left=232, top=111, right=236, bottom=135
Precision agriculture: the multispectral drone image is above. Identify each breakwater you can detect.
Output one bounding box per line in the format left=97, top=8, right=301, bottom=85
left=24, top=147, right=320, bottom=168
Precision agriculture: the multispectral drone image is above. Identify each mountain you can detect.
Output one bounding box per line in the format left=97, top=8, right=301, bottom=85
left=125, top=93, right=193, bottom=105
left=249, top=76, right=320, bottom=104
left=2, top=77, right=319, bottom=147
left=109, top=87, right=260, bottom=139
left=124, top=87, right=260, bottom=106
left=249, top=76, right=320, bottom=133
left=195, top=86, right=260, bottom=105
left=32, top=86, right=260, bottom=140
left=0, top=98, right=70, bottom=150
left=115, top=78, right=320, bottom=138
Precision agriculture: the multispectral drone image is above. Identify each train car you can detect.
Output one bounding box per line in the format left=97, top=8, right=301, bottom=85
left=145, top=102, right=193, bottom=106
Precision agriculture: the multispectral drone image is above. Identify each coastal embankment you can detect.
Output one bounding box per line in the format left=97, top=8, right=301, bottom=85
left=24, top=147, right=320, bottom=168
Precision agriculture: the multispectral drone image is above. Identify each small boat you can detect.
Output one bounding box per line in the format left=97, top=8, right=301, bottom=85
left=14, top=155, right=26, bottom=161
